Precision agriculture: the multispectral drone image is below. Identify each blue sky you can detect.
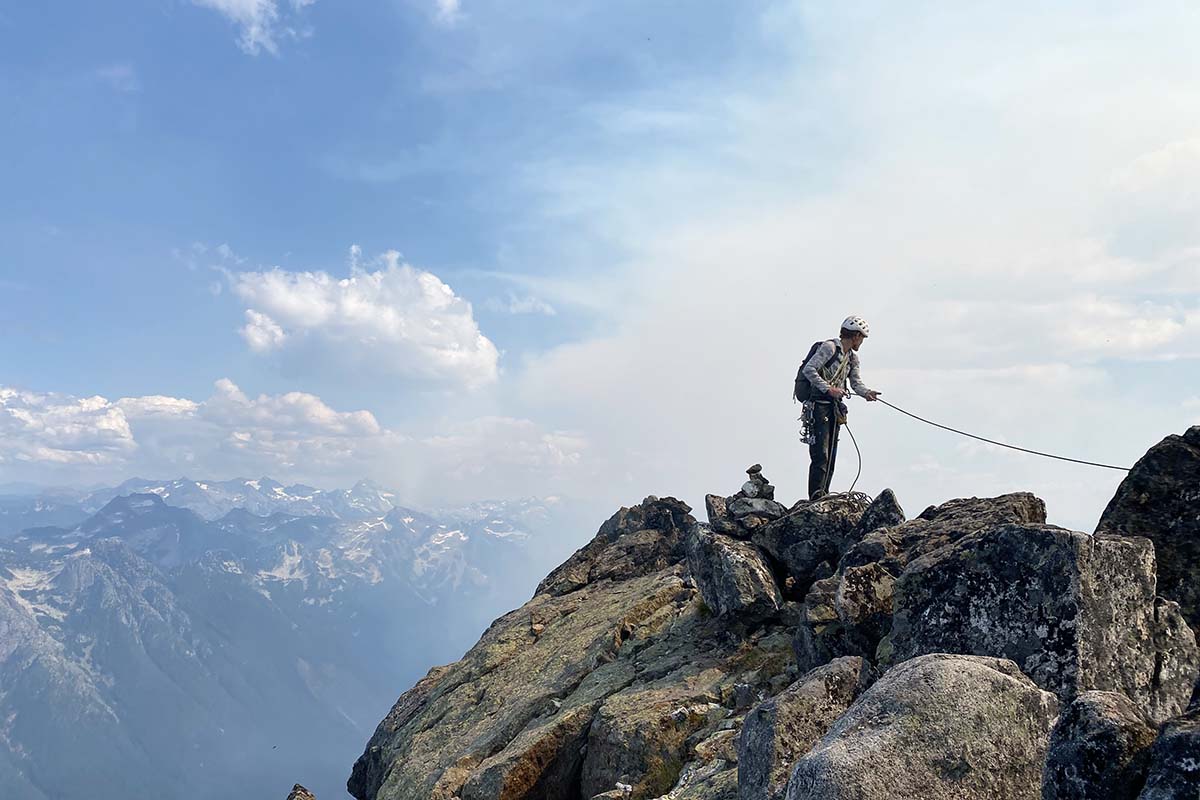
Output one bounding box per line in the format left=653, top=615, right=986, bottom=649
left=2, top=2, right=1198, bottom=530
left=2, top=0, right=741, bottom=396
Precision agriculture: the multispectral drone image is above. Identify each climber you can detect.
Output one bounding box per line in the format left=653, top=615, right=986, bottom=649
left=798, top=316, right=881, bottom=500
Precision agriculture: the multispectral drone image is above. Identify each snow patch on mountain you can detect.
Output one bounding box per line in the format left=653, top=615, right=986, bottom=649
left=259, top=543, right=309, bottom=583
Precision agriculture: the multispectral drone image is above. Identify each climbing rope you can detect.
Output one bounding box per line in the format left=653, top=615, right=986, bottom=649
left=843, top=421, right=864, bottom=493
left=877, top=398, right=1131, bottom=472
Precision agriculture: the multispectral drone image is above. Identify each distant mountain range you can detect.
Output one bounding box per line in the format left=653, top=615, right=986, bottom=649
left=1, top=476, right=440, bottom=534
left=0, top=478, right=591, bottom=800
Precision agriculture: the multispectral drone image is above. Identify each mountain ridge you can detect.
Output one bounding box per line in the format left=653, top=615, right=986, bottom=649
left=346, top=428, right=1200, bottom=800
left=0, top=479, right=589, bottom=800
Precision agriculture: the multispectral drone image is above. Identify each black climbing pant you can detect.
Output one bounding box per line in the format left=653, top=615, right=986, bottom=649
left=808, top=402, right=840, bottom=499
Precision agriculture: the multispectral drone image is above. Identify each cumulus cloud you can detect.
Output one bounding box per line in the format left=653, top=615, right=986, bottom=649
left=0, top=388, right=135, bottom=465
left=192, top=0, right=315, bottom=55
left=230, top=249, right=500, bottom=388
left=201, top=378, right=380, bottom=437
left=241, top=309, right=287, bottom=352
left=0, top=381, right=586, bottom=505
left=0, top=381, right=382, bottom=480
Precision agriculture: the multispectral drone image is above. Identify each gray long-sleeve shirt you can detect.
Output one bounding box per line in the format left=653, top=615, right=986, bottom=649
left=802, top=339, right=874, bottom=401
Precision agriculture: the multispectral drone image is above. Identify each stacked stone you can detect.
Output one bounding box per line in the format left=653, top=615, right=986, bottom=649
left=704, top=465, right=788, bottom=538
left=688, top=466, right=788, bottom=621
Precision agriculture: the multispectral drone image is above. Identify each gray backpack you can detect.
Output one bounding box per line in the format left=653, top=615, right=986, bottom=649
left=792, top=340, right=838, bottom=402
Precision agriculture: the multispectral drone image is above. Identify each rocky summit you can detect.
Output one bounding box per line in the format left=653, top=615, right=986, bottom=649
left=344, top=427, right=1200, bottom=800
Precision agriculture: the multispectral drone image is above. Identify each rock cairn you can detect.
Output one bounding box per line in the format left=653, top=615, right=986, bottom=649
left=704, top=465, right=788, bottom=538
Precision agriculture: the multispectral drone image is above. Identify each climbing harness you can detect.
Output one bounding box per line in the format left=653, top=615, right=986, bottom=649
left=797, top=349, right=853, bottom=445
left=877, top=399, right=1131, bottom=472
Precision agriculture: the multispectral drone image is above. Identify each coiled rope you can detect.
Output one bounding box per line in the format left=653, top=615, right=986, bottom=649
left=876, top=398, right=1131, bottom=472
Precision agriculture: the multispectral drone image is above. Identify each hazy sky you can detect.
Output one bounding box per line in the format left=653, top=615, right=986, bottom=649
left=2, top=2, right=1197, bottom=530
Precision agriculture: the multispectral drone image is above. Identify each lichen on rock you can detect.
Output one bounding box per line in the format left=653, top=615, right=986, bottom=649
left=349, top=429, right=1200, bottom=800
left=1098, top=426, right=1200, bottom=631
left=1041, top=690, right=1156, bottom=800
left=785, top=654, right=1058, bottom=800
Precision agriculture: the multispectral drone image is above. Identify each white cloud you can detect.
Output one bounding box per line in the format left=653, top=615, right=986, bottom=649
left=116, top=395, right=200, bottom=418
left=0, top=381, right=387, bottom=480
left=201, top=378, right=380, bottom=437
left=240, top=310, right=287, bottom=352
left=1106, top=136, right=1200, bottom=260
left=0, top=382, right=587, bottom=505
left=230, top=249, right=500, bottom=388
left=1112, top=137, right=1200, bottom=195
left=192, top=0, right=314, bottom=55
left=215, top=242, right=243, bottom=263
left=1053, top=297, right=1189, bottom=356
left=434, top=0, right=462, bottom=26
left=0, top=388, right=135, bottom=466
left=495, top=3, right=1200, bottom=531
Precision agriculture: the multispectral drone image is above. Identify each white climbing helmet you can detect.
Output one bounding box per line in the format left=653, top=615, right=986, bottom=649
left=842, top=315, right=870, bottom=337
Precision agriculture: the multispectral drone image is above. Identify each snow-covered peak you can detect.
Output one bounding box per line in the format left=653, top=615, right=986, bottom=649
left=76, top=477, right=402, bottom=522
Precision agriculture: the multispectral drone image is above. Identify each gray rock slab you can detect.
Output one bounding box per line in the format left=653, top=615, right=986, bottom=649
left=1137, top=706, right=1200, bottom=800
left=751, top=495, right=869, bottom=595
left=686, top=524, right=781, bottom=619
left=1042, top=691, right=1156, bottom=800
left=738, top=656, right=871, bottom=800
left=881, top=524, right=1196, bottom=723
left=785, top=653, right=1058, bottom=800
left=1099, top=426, right=1200, bottom=631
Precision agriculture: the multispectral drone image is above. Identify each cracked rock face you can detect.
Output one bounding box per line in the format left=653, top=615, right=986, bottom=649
left=685, top=523, right=781, bottom=619
left=1098, top=426, right=1200, bottom=632
left=737, top=656, right=871, bottom=800
left=348, top=431, right=1200, bottom=800
left=847, top=489, right=905, bottom=543
left=1041, top=691, right=1156, bottom=800
left=1137, top=705, right=1200, bottom=800
left=785, top=654, right=1058, bottom=800
left=348, top=497, right=800, bottom=800
left=796, top=493, right=1040, bottom=672
left=880, top=524, right=1197, bottom=723
left=580, top=683, right=728, bottom=799
left=1149, top=598, right=1200, bottom=724
left=536, top=497, right=693, bottom=597
left=461, top=703, right=597, bottom=800
left=751, top=495, right=870, bottom=597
